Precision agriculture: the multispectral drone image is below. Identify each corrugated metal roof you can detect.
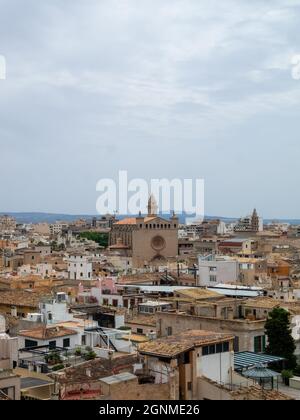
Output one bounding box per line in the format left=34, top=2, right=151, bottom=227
left=234, top=352, right=285, bottom=371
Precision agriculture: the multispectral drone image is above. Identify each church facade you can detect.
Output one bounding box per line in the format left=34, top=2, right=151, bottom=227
left=109, top=196, right=179, bottom=268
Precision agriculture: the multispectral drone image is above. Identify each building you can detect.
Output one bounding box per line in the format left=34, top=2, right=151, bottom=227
left=138, top=301, right=173, bottom=315
left=198, top=255, right=239, bottom=287
left=0, top=290, right=44, bottom=318
left=0, top=215, right=17, bottom=233
left=67, top=254, right=92, bottom=281
left=18, top=326, right=79, bottom=350
left=234, top=209, right=263, bottom=233
left=109, top=196, right=179, bottom=268
left=156, top=310, right=266, bottom=353
left=138, top=330, right=235, bottom=400
left=0, top=332, right=21, bottom=400
left=23, top=250, right=42, bottom=266
left=218, top=238, right=254, bottom=255
left=180, top=220, right=227, bottom=239
left=31, top=223, right=51, bottom=235
left=49, top=222, right=69, bottom=236
left=0, top=332, right=19, bottom=370
left=0, top=369, right=21, bottom=400
left=78, top=279, right=124, bottom=308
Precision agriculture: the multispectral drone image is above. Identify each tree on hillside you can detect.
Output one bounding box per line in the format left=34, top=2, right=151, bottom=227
left=265, top=307, right=297, bottom=370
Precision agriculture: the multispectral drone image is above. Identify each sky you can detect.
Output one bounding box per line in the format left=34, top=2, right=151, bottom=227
left=0, top=0, right=300, bottom=219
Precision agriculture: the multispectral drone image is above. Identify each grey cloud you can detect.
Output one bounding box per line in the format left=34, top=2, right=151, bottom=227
left=0, top=0, right=300, bottom=217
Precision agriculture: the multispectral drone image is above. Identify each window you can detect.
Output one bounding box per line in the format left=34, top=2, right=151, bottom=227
left=216, top=343, right=223, bottom=353
left=25, top=339, right=38, bottom=349
left=82, top=335, right=86, bottom=346
left=202, top=346, right=209, bottom=356
left=167, top=327, right=173, bottom=336
left=187, top=382, right=192, bottom=391
left=63, top=338, right=70, bottom=348
left=203, top=342, right=230, bottom=355
left=254, top=336, right=266, bottom=353
left=137, top=328, right=143, bottom=334
left=184, top=352, right=190, bottom=364
left=233, top=337, right=239, bottom=352
left=209, top=275, right=217, bottom=283
left=223, top=342, right=230, bottom=353
left=49, top=341, right=57, bottom=350
left=209, top=345, right=216, bottom=355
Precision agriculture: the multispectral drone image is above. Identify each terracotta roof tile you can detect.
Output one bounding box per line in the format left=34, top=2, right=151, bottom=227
left=139, top=330, right=234, bottom=358
left=19, top=326, right=77, bottom=340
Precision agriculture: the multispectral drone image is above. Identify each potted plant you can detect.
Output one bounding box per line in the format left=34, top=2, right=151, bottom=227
left=84, top=351, right=97, bottom=361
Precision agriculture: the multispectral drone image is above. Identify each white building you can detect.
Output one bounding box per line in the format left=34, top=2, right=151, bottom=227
left=198, top=255, right=239, bottom=287
left=18, top=326, right=80, bottom=351
left=40, top=293, right=73, bottom=324
left=25, top=293, right=73, bottom=325
left=36, top=263, right=53, bottom=278
left=138, top=301, right=173, bottom=315
left=217, top=221, right=227, bottom=235
left=67, top=254, right=92, bottom=281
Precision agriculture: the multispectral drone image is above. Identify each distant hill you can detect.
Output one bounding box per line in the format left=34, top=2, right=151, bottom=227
left=0, top=212, right=94, bottom=224
left=1, top=212, right=300, bottom=225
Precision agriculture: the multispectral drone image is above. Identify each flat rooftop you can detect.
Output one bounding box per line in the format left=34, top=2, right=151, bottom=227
left=21, top=377, right=53, bottom=390
left=100, top=372, right=137, bottom=385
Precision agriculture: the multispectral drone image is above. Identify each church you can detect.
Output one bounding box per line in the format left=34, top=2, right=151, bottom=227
left=109, top=195, right=179, bottom=268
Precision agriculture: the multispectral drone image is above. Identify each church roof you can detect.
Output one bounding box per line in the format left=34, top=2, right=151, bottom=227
left=115, top=216, right=171, bottom=225
left=115, top=218, right=138, bottom=225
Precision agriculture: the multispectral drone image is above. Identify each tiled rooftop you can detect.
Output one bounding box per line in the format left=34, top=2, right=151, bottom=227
left=175, top=288, right=223, bottom=300
left=19, top=326, right=77, bottom=340
left=138, top=330, right=234, bottom=358
left=242, top=297, right=280, bottom=309
left=0, top=289, right=50, bottom=308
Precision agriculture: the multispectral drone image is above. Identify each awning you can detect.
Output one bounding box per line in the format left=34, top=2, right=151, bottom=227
left=243, top=365, right=281, bottom=379
left=234, top=352, right=285, bottom=371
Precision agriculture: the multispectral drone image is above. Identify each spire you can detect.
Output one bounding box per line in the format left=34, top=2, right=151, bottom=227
left=148, top=194, right=158, bottom=216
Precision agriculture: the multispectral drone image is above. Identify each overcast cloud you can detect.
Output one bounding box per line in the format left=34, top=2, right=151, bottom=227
left=0, top=0, right=300, bottom=218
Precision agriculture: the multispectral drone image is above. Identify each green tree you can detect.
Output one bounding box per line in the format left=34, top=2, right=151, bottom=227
left=79, top=232, right=109, bottom=248
left=265, top=307, right=297, bottom=370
